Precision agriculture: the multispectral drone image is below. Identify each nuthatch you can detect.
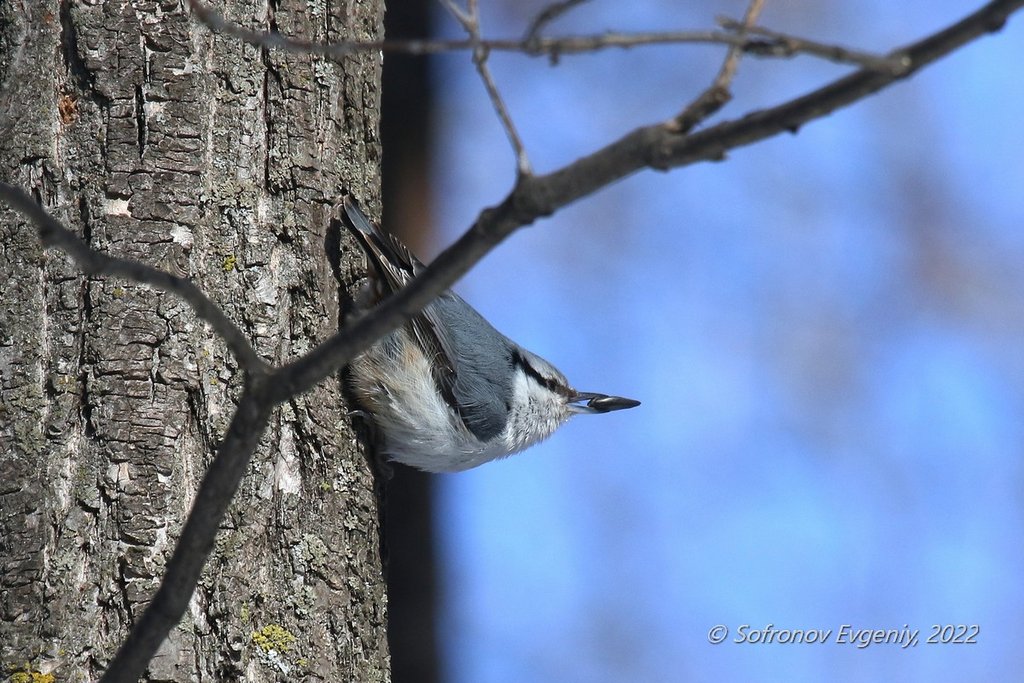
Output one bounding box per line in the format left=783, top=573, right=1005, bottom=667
left=343, top=200, right=639, bottom=473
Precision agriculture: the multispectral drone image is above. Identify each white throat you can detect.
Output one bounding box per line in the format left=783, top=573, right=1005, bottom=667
left=501, top=371, right=572, bottom=454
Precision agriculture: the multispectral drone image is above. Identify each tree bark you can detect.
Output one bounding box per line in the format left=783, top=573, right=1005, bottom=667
left=0, top=1, right=389, bottom=681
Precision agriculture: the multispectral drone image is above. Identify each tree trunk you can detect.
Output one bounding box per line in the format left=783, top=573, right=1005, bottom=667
left=0, top=2, right=389, bottom=681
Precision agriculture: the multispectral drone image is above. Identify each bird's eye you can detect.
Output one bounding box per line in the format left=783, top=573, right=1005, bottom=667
left=512, top=349, right=572, bottom=395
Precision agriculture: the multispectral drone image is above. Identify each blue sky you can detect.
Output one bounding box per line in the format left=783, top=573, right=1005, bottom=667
left=421, top=2, right=1024, bottom=681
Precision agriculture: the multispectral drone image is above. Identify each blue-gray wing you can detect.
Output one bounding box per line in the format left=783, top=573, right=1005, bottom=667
left=425, top=293, right=514, bottom=441
left=342, top=200, right=510, bottom=440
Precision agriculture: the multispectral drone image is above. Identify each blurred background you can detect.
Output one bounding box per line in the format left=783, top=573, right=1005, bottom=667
left=381, top=1, right=1024, bottom=681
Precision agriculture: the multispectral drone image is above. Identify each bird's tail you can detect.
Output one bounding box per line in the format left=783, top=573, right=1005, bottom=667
left=341, top=198, right=423, bottom=291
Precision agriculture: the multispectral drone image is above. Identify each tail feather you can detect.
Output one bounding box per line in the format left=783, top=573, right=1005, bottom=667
left=340, top=197, right=463, bottom=420
left=342, top=199, right=423, bottom=293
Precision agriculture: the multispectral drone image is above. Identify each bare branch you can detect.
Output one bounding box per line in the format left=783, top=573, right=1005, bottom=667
left=524, top=0, right=590, bottom=46
left=187, top=0, right=724, bottom=57
left=0, top=183, right=268, bottom=375
left=671, top=0, right=764, bottom=133
left=546, top=0, right=1023, bottom=196
left=438, top=0, right=475, bottom=28
left=0, top=188, right=277, bottom=682
left=185, top=0, right=895, bottom=66
left=440, top=0, right=533, bottom=175
left=0, top=185, right=277, bottom=683
left=270, top=0, right=1024, bottom=403
left=718, top=16, right=912, bottom=73
left=264, top=6, right=1023, bottom=408
left=714, top=0, right=765, bottom=89
left=477, top=57, right=532, bottom=174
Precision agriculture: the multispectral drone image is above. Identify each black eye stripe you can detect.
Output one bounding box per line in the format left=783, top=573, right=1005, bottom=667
left=512, top=350, right=569, bottom=395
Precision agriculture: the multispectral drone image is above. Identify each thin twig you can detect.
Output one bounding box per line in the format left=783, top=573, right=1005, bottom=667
left=185, top=0, right=898, bottom=68
left=671, top=0, right=764, bottom=133
left=438, top=0, right=474, bottom=27
left=715, top=0, right=765, bottom=88
left=524, top=0, right=590, bottom=47
left=440, top=0, right=533, bottom=175
left=477, top=58, right=532, bottom=175
left=0, top=183, right=268, bottom=375
left=186, top=0, right=732, bottom=58
left=718, top=17, right=912, bottom=74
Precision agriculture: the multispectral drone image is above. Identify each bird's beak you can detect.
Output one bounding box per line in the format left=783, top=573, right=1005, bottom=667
left=569, top=391, right=641, bottom=414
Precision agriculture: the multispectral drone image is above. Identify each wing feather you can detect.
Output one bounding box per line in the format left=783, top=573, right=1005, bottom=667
left=341, top=199, right=463, bottom=418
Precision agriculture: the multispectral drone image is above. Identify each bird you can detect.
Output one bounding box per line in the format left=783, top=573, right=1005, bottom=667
left=341, top=199, right=639, bottom=473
